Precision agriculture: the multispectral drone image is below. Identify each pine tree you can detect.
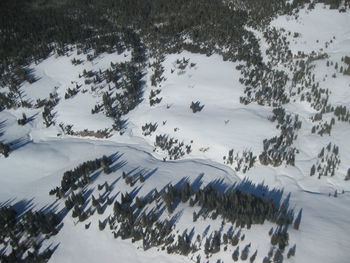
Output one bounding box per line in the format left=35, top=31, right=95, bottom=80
left=310, top=164, right=316, bottom=176
left=232, top=246, right=240, bottom=261
left=98, top=219, right=106, bottom=231
left=139, top=173, right=145, bottom=183
left=135, top=197, right=144, bottom=209
left=346, top=168, right=350, bottom=180
left=193, top=211, right=197, bottom=222
left=0, top=142, right=10, bottom=157
left=287, top=245, right=296, bottom=259
left=273, top=249, right=283, bottom=263
left=204, top=238, right=210, bottom=255
left=241, top=244, right=249, bottom=260
left=250, top=250, right=257, bottom=263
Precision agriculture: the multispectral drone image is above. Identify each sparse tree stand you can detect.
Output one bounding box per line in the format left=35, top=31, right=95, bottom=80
left=0, top=142, right=10, bottom=157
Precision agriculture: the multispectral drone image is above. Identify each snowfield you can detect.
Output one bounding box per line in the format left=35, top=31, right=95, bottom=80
left=1, top=3, right=350, bottom=263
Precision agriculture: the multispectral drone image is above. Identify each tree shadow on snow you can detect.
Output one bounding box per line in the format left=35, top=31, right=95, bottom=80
left=0, top=119, right=7, bottom=137
left=0, top=197, right=67, bottom=260
left=8, top=136, right=31, bottom=151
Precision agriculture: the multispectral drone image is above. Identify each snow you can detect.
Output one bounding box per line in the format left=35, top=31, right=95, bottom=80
left=1, top=3, right=350, bottom=263
left=126, top=51, right=280, bottom=161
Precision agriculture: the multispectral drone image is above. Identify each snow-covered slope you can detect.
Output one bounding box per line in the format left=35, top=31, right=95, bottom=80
left=1, top=3, right=350, bottom=263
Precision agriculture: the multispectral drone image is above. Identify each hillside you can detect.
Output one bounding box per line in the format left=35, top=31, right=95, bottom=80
left=1, top=1, right=350, bottom=263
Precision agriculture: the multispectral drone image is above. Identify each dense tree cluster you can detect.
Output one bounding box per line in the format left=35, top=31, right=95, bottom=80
left=1, top=0, right=348, bottom=172
left=0, top=0, right=310, bottom=114
left=224, top=149, right=256, bottom=173
left=142, top=122, right=158, bottom=136
left=190, top=101, right=205, bottom=113
left=187, top=185, right=293, bottom=228
left=119, top=182, right=291, bottom=258
left=0, top=204, right=61, bottom=262
left=154, top=134, right=192, bottom=160
left=310, top=143, right=340, bottom=178
left=99, top=59, right=145, bottom=117
left=64, top=84, right=80, bottom=99
left=149, top=89, right=162, bottom=106
left=42, top=92, right=60, bottom=128
left=49, top=155, right=112, bottom=196
left=83, top=45, right=146, bottom=131
left=46, top=153, right=300, bottom=261
left=333, top=105, right=350, bottom=122
left=148, top=54, right=166, bottom=106
left=238, top=27, right=291, bottom=107
left=150, top=56, right=166, bottom=87
left=260, top=108, right=301, bottom=166
left=236, top=19, right=349, bottom=176
left=311, top=118, right=335, bottom=136
left=110, top=181, right=295, bottom=259
left=239, top=65, right=290, bottom=107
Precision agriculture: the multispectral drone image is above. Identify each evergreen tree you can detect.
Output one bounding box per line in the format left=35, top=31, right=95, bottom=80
left=0, top=142, right=10, bottom=157
left=232, top=246, right=240, bottom=261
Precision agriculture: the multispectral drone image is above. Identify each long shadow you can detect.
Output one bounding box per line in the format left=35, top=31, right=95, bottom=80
left=128, top=167, right=146, bottom=181
left=24, top=66, right=41, bottom=83
left=90, top=170, right=103, bottom=182
left=12, top=198, right=36, bottom=216
left=190, top=173, right=205, bottom=192
left=0, top=119, right=7, bottom=137
left=154, top=205, right=166, bottom=219
left=0, top=247, right=6, bottom=257
left=169, top=209, right=183, bottom=225
left=9, top=136, right=31, bottom=151
left=187, top=227, right=196, bottom=242
left=227, top=225, right=235, bottom=236
left=144, top=168, right=158, bottom=181
left=0, top=197, right=67, bottom=261
left=81, top=188, right=95, bottom=211
left=26, top=112, right=39, bottom=124
left=206, top=178, right=230, bottom=193
left=171, top=177, right=191, bottom=211
left=118, top=118, right=129, bottom=132
left=110, top=176, right=121, bottom=190
left=169, top=175, right=294, bottom=227
left=111, top=161, right=128, bottom=172
left=294, top=208, right=303, bottom=228
left=234, top=178, right=285, bottom=208
left=40, top=199, right=60, bottom=214
left=88, top=152, right=128, bottom=184
left=47, top=243, right=60, bottom=256
left=232, top=178, right=295, bottom=225
left=144, top=188, right=159, bottom=203
left=202, top=224, right=211, bottom=239
left=126, top=167, right=140, bottom=177
left=129, top=185, right=143, bottom=199
left=0, top=197, right=16, bottom=207
left=173, top=177, right=190, bottom=191
left=109, top=152, right=124, bottom=164
left=109, top=192, right=120, bottom=204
